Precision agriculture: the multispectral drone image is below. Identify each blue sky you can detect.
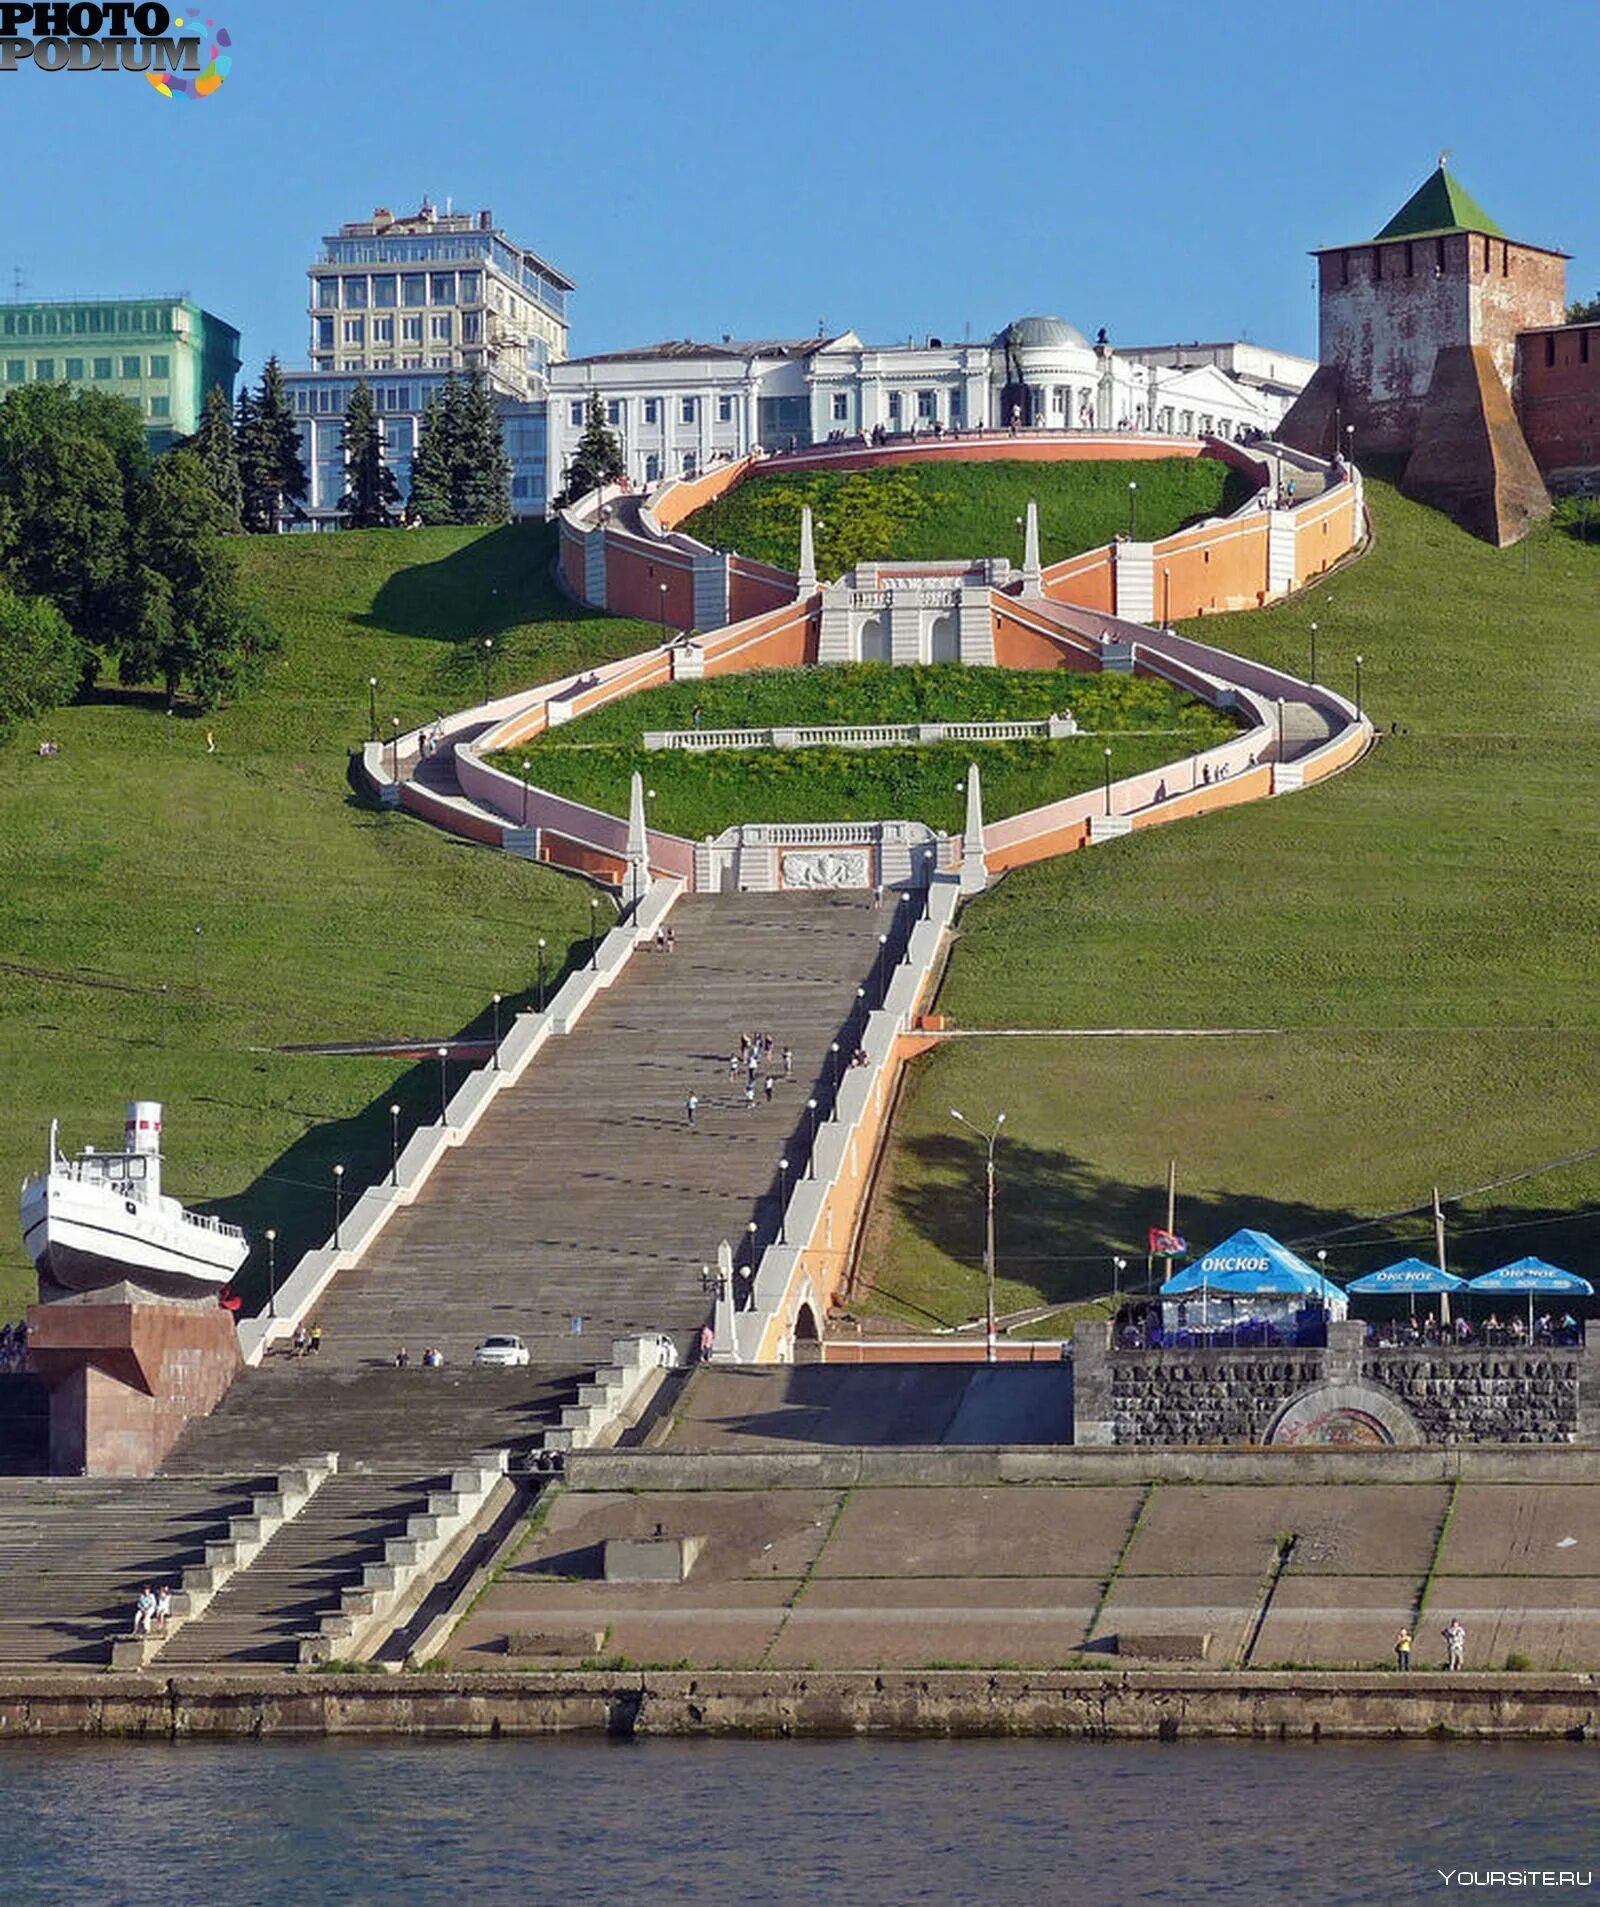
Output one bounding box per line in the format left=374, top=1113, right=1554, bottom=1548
left=2, top=0, right=1594, bottom=381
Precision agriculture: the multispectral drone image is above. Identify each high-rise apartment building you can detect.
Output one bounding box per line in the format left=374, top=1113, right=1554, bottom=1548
left=286, top=202, right=573, bottom=523
left=0, top=296, right=240, bottom=448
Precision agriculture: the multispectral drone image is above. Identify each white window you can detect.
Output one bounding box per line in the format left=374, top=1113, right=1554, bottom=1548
left=342, top=319, right=364, bottom=345
left=681, top=450, right=696, bottom=473
left=607, top=400, right=622, bottom=425
left=917, top=389, right=936, bottom=419
left=888, top=392, right=902, bottom=420
left=680, top=396, right=696, bottom=423
left=949, top=389, right=963, bottom=419
left=430, top=355, right=452, bottom=369
left=643, top=398, right=659, bottom=425
left=401, top=315, right=423, bottom=343
left=429, top=314, right=453, bottom=342
left=644, top=452, right=660, bottom=482
left=372, top=317, right=394, bottom=344
left=570, top=400, right=584, bottom=426
left=831, top=392, right=849, bottom=421
left=717, top=394, right=734, bottom=422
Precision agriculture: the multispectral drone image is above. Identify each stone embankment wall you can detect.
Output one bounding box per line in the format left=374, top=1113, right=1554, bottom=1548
left=1108, top=1352, right=1320, bottom=1445
left=6, top=1671, right=1600, bottom=1741
left=1366, top=1349, right=1583, bottom=1444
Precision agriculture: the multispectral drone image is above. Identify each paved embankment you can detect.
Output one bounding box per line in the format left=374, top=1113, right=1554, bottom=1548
left=3, top=1670, right=1599, bottom=1740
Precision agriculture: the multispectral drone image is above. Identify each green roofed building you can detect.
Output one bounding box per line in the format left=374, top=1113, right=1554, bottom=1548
left=1373, top=166, right=1507, bottom=243
left=0, top=296, right=241, bottom=448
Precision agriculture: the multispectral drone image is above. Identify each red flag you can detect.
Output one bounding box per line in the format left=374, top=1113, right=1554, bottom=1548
left=1148, top=1228, right=1187, bottom=1257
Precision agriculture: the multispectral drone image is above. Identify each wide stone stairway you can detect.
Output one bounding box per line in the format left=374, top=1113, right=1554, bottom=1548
left=0, top=1475, right=268, bottom=1665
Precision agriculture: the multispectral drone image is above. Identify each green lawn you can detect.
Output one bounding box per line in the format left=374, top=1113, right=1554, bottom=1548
left=679, top=457, right=1253, bottom=576
left=0, top=523, right=661, bottom=1320
left=498, top=664, right=1233, bottom=838
left=858, top=480, right=1600, bottom=1331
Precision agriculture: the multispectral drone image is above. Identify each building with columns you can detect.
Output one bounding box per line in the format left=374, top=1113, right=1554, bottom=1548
left=546, top=316, right=1312, bottom=497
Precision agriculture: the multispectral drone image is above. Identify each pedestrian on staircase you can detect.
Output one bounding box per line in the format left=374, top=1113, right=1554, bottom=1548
left=133, top=1586, right=155, bottom=1636
left=309, top=1322, right=323, bottom=1354
left=763, top=1076, right=775, bottom=1104
left=782, top=1046, right=793, bottom=1077
left=155, top=1585, right=171, bottom=1631
left=743, top=1080, right=756, bottom=1111
left=685, top=1093, right=698, bottom=1127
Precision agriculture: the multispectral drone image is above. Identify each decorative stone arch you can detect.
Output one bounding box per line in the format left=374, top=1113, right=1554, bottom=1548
left=858, top=614, right=889, bottom=663
left=1265, top=1380, right=1423, bottom=1448
left=792, top=1301, right=823, bottom=1363
left=928, top=610, right=959, bottom=663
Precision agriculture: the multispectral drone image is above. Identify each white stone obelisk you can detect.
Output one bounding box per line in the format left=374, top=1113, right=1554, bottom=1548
left=959, top=761, right=988, bottom=895
left=626, top=770, right=648, bottom=909
left=797, top=503, right=817, bottom=595
left=1021, top=498, right=1042, bottom=594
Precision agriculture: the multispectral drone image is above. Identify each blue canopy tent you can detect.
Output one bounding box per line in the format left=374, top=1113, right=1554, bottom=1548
left=1346, top=1258, right=1467, bottom=1295
left=1467, top=1257, right=1593, bottom=1338
left=1159, top=1228, right=1347, bottom=1344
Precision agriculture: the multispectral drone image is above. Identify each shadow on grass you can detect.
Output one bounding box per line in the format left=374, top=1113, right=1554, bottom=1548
left=198, top=957, right=586, bottom=1315
left=362, top=522, right=617, bottom=644
left=876, top=1132, right=1600, bottom=1320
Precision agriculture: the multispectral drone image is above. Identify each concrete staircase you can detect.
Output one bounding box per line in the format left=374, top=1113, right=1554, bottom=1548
left=0, top=1475, right=267, bottom=1665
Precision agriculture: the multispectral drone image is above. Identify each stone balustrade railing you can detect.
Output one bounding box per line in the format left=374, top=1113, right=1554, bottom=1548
left=642, top=717, right=1091, bottom=752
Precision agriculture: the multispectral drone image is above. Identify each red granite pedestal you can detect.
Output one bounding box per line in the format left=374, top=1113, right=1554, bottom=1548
left=26, top=1295, right=243, bottom=1476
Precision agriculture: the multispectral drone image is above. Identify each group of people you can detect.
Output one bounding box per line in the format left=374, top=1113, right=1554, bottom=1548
left=0, top=1321, right=27, bottom=1373
left=393, top=1345, right=446, bottom=1368
left=289, top=1321, right=322, bottom=1357
left=1395, top=1620, right=1467, bottom=1671
left=686, top=1030, right=796, bottom=1124
left=1364, top=1314, right=1582, bottom=1349
left=650, top=925, right=678, bottom=953
left=132, top=1584, right=173, bottom=1636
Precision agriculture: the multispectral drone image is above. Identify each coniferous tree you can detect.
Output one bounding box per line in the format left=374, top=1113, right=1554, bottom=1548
left=407, top=391, right=456, bottom=525
left=561, top=393, right=625, bottom=505
left=454, top=367, right=512, bottom=524
left=338, top=380, right=400, bottom=528
left=182, top=383, right=244, bottom=529
left=238, top=356, right=307, bottom=533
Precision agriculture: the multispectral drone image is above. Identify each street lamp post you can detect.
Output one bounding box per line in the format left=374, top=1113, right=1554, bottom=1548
left=659, top=581, right=669, bottom=631
left=481, top=637, right=493, bottom=705
left=332, top=1163, right=345, bottom=1250
left=746, top=1218, right=759, bottom=1268
left=1162, top=567, right=1171, bottom=629
left=389, top=716, right=400, bottom=780
left=876, top=933, right=889, bottom=1005
left=590, top=897, right=600, bottom=970
left=389, top=1103, right=401, bottom=1185
left=777, top=1157, right=789, bottom=1243
left=830, top=1041, right=841, bottom=1089
left=1103, top=745, right=1113, bottom=816
left=265, top=1228, right=277, bottom=1317
left=806, top=1098, right=818, bottom=1177
left=437, top=1046, right=449, bottom=1123
left=1113, top=1254, right=1127, bottom=1304
left=949, top=1107, right=1006, bottom=1364
left=520, top=759, right=531, bottom=827
left=368, top=676, right=378, bottom=743
left=537, top=937, right=547, bottom=1012
left=1355, top=653, right=1365, bottom=720
left=1127, top=480, right=1138, bottom=540
left=1309, top=621, right=1318, bottom=684
left=1276, top=696, right=1286, bottom=764
left=491, top=993, right=501, bottom=1069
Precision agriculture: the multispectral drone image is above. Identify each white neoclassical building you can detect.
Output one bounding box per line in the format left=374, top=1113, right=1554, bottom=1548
left=546, top=316, right=1313, bottom=496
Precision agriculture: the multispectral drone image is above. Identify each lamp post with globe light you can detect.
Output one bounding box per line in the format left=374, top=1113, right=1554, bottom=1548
left=949, top=1106, right=1006, bottom=1363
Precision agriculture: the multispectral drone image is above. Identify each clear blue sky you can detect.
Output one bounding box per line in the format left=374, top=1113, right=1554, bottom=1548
left=3, top=0, right=1594, bottom=381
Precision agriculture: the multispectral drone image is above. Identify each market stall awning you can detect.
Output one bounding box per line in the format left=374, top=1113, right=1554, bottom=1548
left=1467, top=1257, right=1593, bottom=1296
left=1159, top=1228, right=1344, bottom=1303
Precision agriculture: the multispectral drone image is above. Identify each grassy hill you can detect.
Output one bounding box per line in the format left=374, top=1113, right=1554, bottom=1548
left=679, top=457, right=1252, bottom=576
left=859, top=481, right=1600, bottom=1333
left=497, top=664, right=1233, bottom=838
left=0, top=523, right=660, bottom=1320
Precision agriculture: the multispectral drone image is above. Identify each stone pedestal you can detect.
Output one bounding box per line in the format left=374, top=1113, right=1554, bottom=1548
left=26, top=1295, right=243, bottom=1476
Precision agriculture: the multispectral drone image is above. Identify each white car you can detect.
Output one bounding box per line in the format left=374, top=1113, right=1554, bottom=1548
left=472, top=1333, right=531, bottom=1368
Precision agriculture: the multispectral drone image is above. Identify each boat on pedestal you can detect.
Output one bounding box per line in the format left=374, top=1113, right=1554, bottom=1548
left=19, top=1101, right=247, bottom=1302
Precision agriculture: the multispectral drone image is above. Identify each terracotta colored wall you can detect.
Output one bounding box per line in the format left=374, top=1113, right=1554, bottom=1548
left=651, top=455, right=756, bottom=530
left=764, top=434, right=1207, bottom=477
left=987, top=817, right=1091, bottom=870
left=1516, top=324, right=1600, bottom=475
left=559, top=521, right=586, bottom=597
left=539, top=837, right=627, bottom=884
left=401, top=780, right=505, bottom=847
left=1041, top=549, right=1115, bottom=613
left=602, top=539, right=695, bottom=628
left=1154, top=513, right=1272, bottom=615
left=992, top=606, right=1097, bottom=671
left=700, top=600, right=817, bottom=672
left=729, top=561, right=798, bottom=623
left=1294, top=483, right=1359, bottom=582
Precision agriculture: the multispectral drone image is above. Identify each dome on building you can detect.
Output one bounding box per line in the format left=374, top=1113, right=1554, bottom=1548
left=993, top=315, right=1091, bottom=352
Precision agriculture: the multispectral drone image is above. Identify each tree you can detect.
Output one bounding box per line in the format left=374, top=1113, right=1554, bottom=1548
left=561, top=392, right=625, bottom=505
left=407, top=391, right=455, bottom=524
left=338, top=380, right=401, bottom=528
left=238, top=356, right=307, bottom=533
left=182, top=383, right=243, bottom=529
left=453, top=367, right=512, bottom=523
left=120, top=449, right=282, bottom=705
left=0, top=584, right=82, bottom=737
left=1568, top=295, right=1600, bottom=324
left=0, top=382, right=146, bottom=654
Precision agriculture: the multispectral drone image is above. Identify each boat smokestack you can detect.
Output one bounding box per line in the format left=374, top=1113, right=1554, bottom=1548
left=124, top=1102, right=162, bottom=1157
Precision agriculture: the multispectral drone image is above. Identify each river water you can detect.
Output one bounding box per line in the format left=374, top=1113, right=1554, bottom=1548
left=3, top=1737, right=1598, bottom=1904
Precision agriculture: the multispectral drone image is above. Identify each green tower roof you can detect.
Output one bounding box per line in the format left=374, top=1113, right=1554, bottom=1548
left=1374, top=166, right=1505, bottom=242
